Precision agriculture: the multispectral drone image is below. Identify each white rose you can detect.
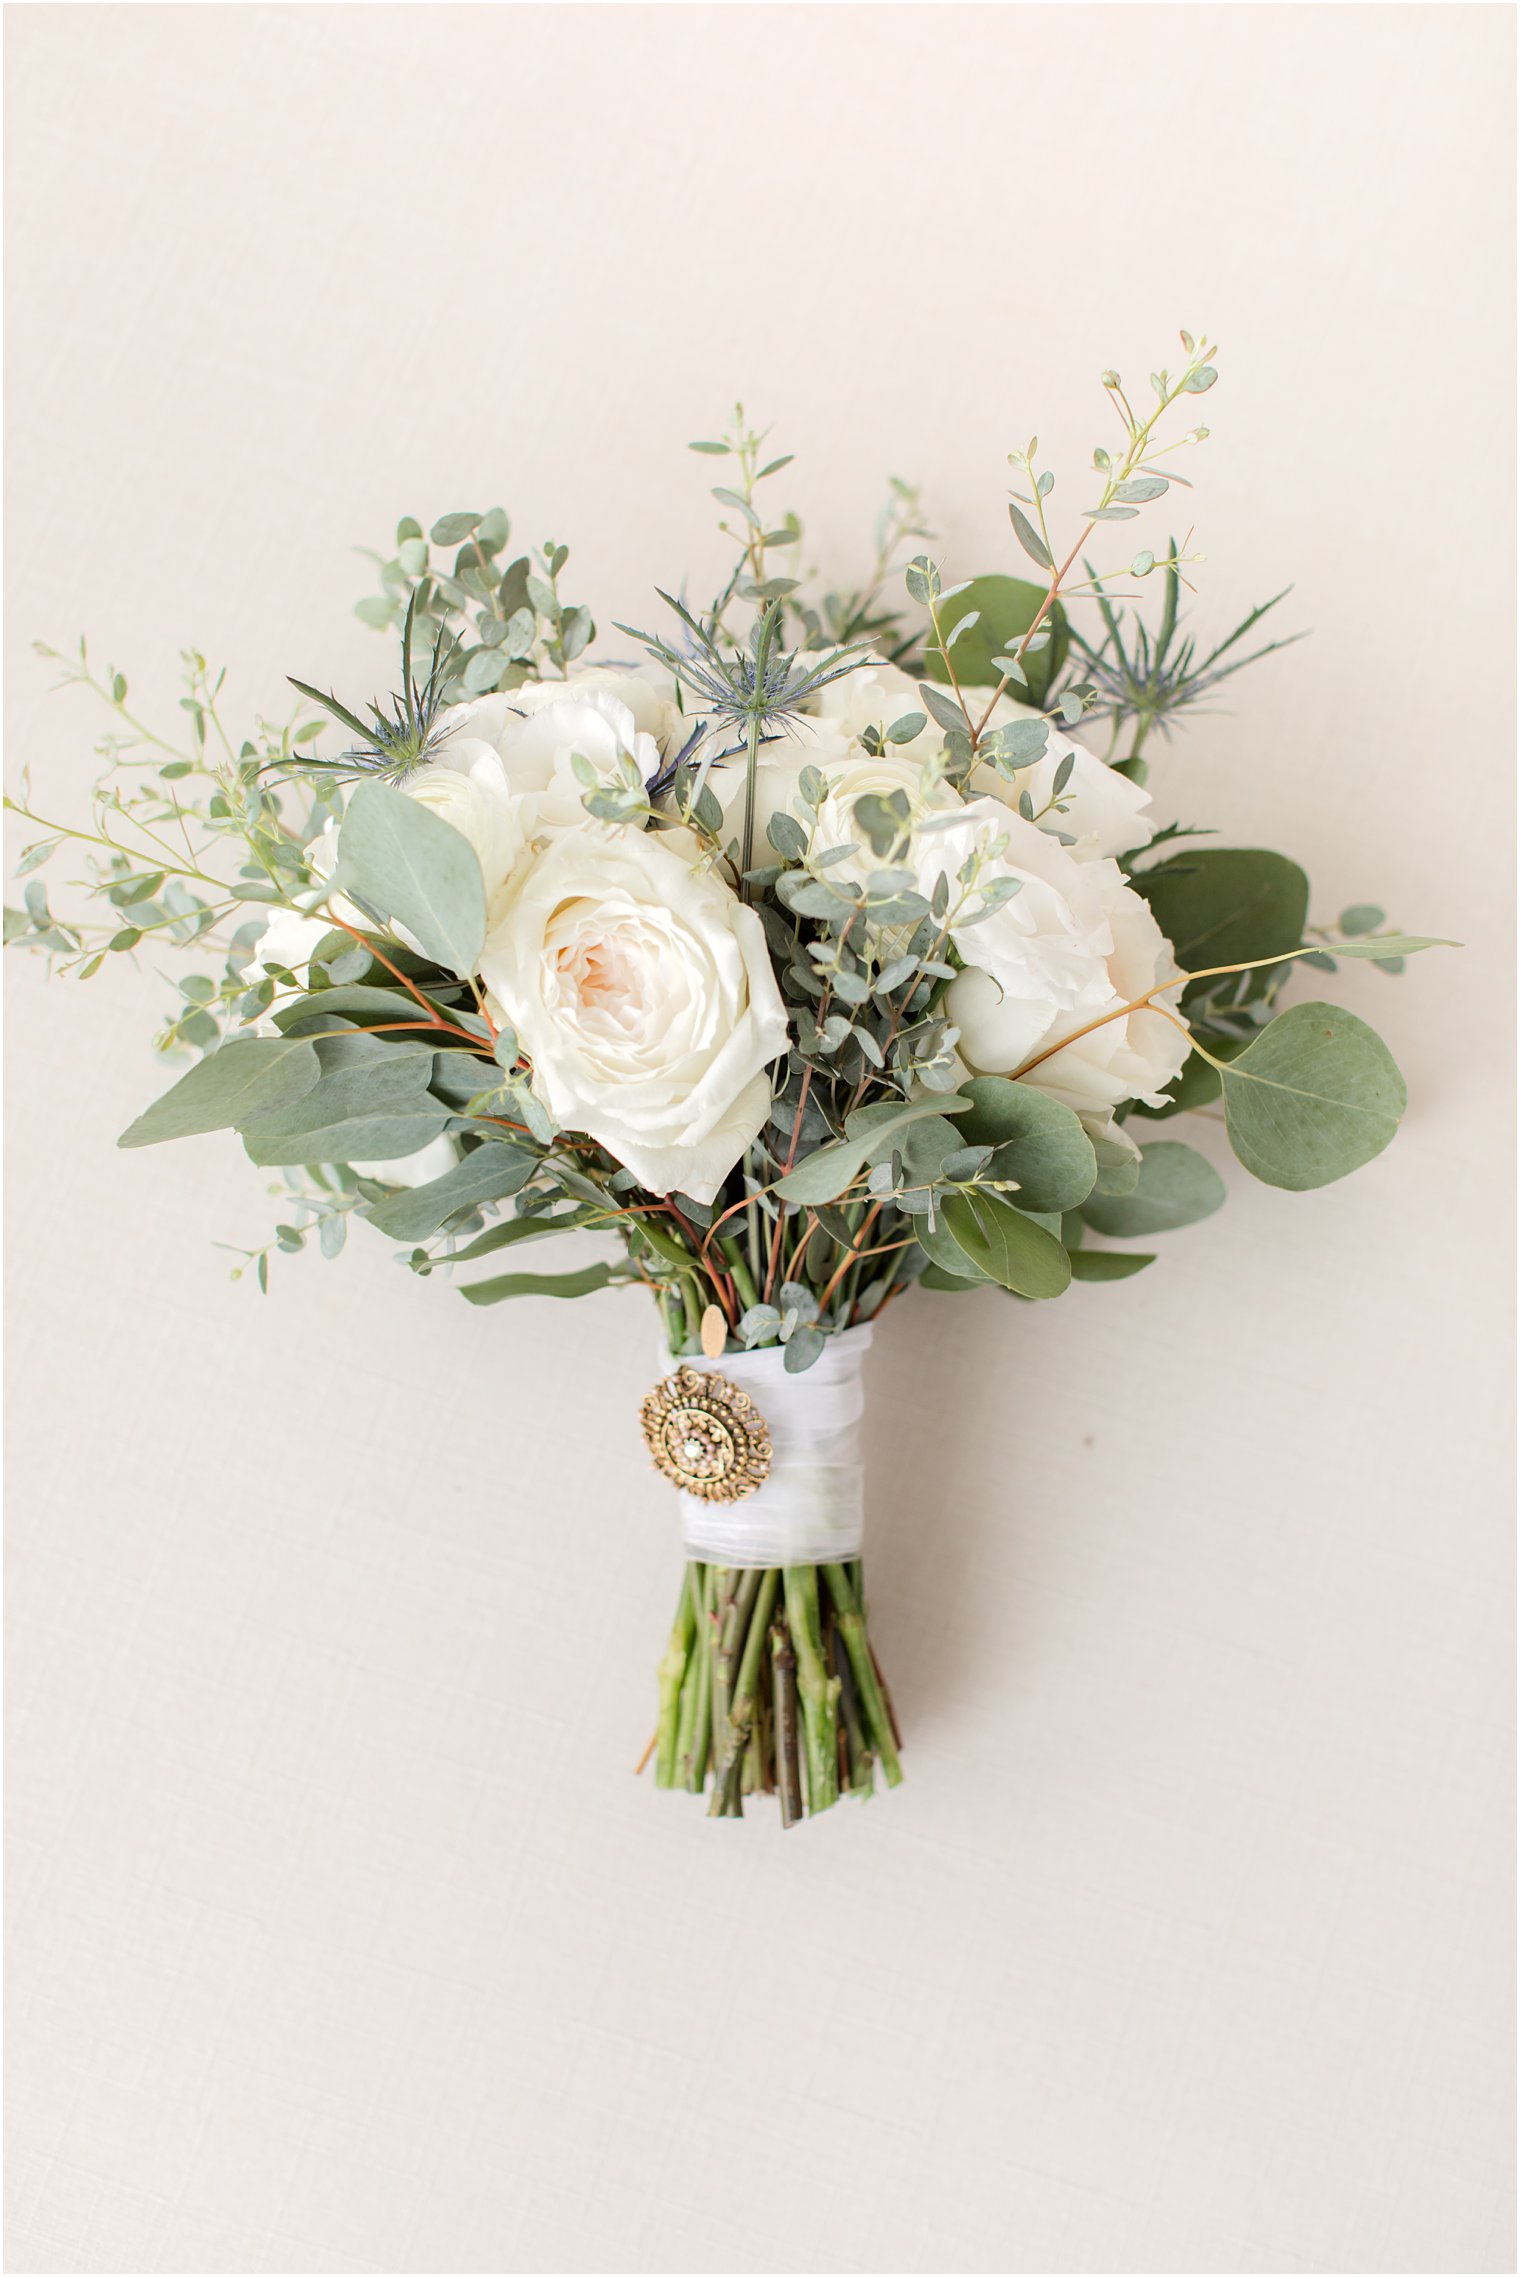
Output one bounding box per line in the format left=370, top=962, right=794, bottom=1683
left=814, top=660, right=1152, bottom=861
left=809, top=659, right=941, bottom=759
left=299, top=752, right=526, bottom=960
left=434, top=669, right=684, bottom=835
left=914, top=800, right=1121, bottom=1066
left=480, top=824, right=789, bottom=1202
left=349, top=1133, right=459, bottom=1187
left=239, top=906, right=334, bottom=985
left=505, top=662, right=686, bottom=750
left=709, top=714, right=858, bottom=855
left=964, top=689, right=1153, bottom=861
left=807, top=748, right=960, bottom=889
left=708, top=712, right=959, bottom=880
left=401, top=749, right=526, bottom=924
left=940, top=815, right=1190, bottom=1121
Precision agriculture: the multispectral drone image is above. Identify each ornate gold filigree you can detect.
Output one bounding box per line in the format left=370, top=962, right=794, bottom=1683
left=640, top=1365, right=772, bottom=1504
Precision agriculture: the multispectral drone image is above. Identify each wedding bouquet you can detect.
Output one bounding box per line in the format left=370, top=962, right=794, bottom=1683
left=8, top=335, right=1446, bottom=1824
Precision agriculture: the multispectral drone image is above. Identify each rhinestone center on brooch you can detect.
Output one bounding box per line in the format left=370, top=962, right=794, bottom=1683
left=640, top=1365, right=772, bottom=1504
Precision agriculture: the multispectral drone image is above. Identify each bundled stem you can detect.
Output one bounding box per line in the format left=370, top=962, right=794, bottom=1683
left=651, top=1557, right=901, bottom=1823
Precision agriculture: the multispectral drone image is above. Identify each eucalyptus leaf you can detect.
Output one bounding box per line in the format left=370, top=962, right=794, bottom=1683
left=336, top=783, right=487, bottom=977
left=1089, top=1135, right=1141, bottom=1196
left=274, top=984, right=449, bottom=1034
left=460, top=1262, right=615, bottom=1306
left=118, top=1034, right=320, bottom=1148
left=1008, top=504, right=1052, bottom=571
left=447, top=1211, right=593, bottom=1263
left=430, top=512, right=482, bottom=546
left=429, top=1050, right=499, bottom=1108
left=296, top=1027, right=437, bottom=1076
left=775, top=1095, right=971, bottom=1204
left=1080, top=1140, right=1226, bottom=1236
left=240, top=1048, right=443, bottom=1165
left=1316, top=934, right=1453, bottom=960
left=920, top=1190, right=1071, bottom=1298
left=1133, top=848, right=1308, bottom=996
left=1067, top=1248, right=1156, bottom=1281
left=243, top=1101, right=453, bottom=1168
left=867, top=1112, right=968, bottom=1187
left=1220, top=1003, right=1406, bottom=1190
left=956, top=1078, right=1097, bottom=1211
left=364, top=1141, right=540, bottom=1238
left=916, top=1259, right=987, bottom=1294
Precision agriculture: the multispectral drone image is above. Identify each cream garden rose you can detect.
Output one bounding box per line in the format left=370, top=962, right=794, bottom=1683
left=479, top=823, right=789, bottom=1203
left=957, top=876, right=1190, bottom=1126
left=809, top=656, right=1154, bottom=863
left=911, top=799, right=1190, bottom=1127
left=402, top=748, right=526, bottom=923
left=239, top=905, right=334, bottom=986
left=713, top=714, right=955, bottom=886
left=966, top=695, right=1154, bottom=863
left=810, top=660, right=941, bottom=759
left=432, top=666, right=682, bottom=835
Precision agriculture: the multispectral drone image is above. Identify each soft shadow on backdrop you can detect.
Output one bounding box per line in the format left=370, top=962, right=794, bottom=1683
left=5, top=7, right=1514, bottom=2274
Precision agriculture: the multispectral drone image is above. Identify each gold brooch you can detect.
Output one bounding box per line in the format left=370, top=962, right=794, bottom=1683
left=640, top=1365, right=772, bottom=1504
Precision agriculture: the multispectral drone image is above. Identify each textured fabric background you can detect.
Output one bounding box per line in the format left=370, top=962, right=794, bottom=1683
left=4, top=6, right=1514, bottom=2272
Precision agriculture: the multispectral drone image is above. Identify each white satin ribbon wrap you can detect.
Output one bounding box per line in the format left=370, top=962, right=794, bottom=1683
left=661, top=1324, right=874, bottom=1568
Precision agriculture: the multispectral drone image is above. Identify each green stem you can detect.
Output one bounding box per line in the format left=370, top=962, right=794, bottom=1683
left=717, top=1569, right=759, bottom=1710
left=714, top=1566, right=760, bottom=1812
left=823, top=1563, right=903, bottom=1786
left=676, top=1564, right=713, bottom=1791
left=771, top=1618, right=803, bottom=1829
left=783, top=1565, right=840, bottom=1814
left=740, top=707, right=763, bottom=891
left=829, top=1615, right=872, bottom=1796
left=716, top=1235, right=759, bottom=1314
left=655, top=1566, right=697, bottom=1788
left=709, top=1567, right=737, bottom=1777
left=679, top=1276, right=704, bottom=1352
left=710, top=1568, right=780, bottom=1815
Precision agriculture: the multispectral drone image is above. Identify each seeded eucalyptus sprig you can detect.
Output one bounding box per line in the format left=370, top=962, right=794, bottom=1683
left=687, top=405, right=803, bottom=623
left=356, top=508, right=594, bottom=701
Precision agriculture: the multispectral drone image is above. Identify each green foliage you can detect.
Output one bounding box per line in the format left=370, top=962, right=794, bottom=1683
left=1079, top=1140, right=1226, bottom=1237
left=1067, top=1247, right=1156, bottom=1281
left=353, top=511, right=593, bottom=697
left=15, top=340, right=1435, bottom=1329
left=1220, top=1003, right=1406, bottom=1189
left=364, top=1140, right=539, bottom=1239
left=919, top=574, right=1070, bottom=707
left=119, top=1035, right=321, bottom=1147
left=955, top=1079, right=1098, bottom=1212
left=336, top=784, right=487, bottom=977
left=241, top=1061, right=452, bottom=1168
left=774, top=1096, right=971, bottom=1205
left=917, top=1190, right=1072, bottom=1298
left=460, top=1262, right=615, bottom=1306
left=1133, top=848, right=1309, bottom=1001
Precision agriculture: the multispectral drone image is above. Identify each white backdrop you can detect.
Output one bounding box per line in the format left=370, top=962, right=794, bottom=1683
left=5, top=7, right=1514, bottom=2273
